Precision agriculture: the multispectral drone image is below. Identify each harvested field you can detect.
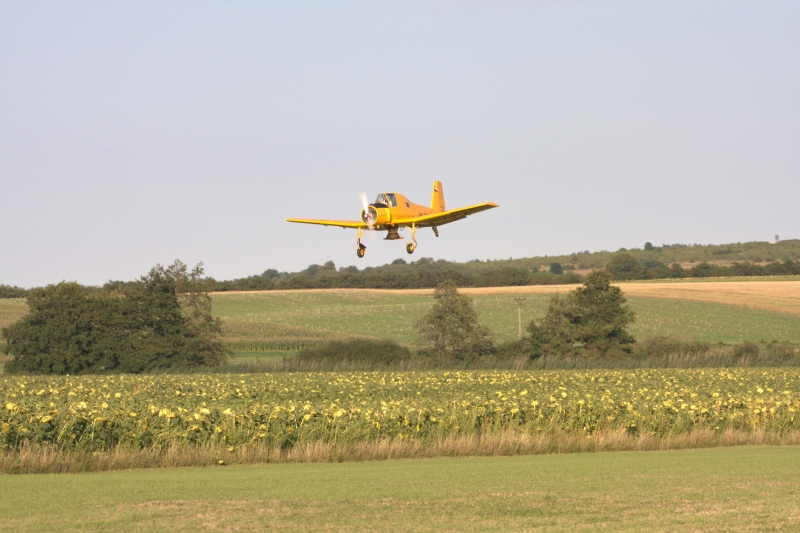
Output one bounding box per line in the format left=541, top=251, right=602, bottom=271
left=618, top=281, right=800, bottom=315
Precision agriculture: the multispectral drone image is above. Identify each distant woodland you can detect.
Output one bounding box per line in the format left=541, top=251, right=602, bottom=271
left=1, top=239, right=798, bottom=297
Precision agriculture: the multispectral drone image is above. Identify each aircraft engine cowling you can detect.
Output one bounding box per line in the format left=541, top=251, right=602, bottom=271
left=361, top=206, right=391, bottom=227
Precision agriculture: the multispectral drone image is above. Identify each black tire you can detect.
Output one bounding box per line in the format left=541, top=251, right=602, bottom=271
left=357, top=247, right=365, bottom=258
left=406, top=243, right=415, bottom=254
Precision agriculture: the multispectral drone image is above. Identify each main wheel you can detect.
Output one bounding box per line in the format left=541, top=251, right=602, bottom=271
left=357, top=247, right=365, bottom=258
left=406, top=243, right=415, bottom=254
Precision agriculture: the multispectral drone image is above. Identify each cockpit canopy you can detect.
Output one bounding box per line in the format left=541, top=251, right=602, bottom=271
left=374, top=193, right=397, bottom=207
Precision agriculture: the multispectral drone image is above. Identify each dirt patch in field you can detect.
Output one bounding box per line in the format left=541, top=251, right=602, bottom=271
left=213, top=281, right=800, bottom=315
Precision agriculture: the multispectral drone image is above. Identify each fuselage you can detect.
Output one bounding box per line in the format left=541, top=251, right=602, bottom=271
left=361, top=192, right=433, bottom=228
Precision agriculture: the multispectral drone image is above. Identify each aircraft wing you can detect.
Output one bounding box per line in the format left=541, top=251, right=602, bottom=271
left=393, top=202, right=499, bottom=227
left=286, top=218, right=367, bottom=229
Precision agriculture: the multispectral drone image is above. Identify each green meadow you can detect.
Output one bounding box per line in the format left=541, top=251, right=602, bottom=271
left=1, top=446, right=797, bottom=532
left=210, top=290, right=800, bottom=350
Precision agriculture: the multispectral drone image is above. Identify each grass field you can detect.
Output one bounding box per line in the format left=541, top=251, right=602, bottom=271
left=1, top=446, right=797, bottom=531
left=210, top=282, right=800, bottom=347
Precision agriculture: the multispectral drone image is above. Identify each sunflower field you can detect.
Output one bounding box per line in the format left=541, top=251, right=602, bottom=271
left=2, top=369, right=798, bottom=452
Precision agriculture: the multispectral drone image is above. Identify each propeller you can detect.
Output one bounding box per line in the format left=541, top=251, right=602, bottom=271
left=359, top=192, right=377, bottom=240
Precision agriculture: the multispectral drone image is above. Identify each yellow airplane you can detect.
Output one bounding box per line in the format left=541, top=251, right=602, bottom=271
left=287, top=181, right=498, bottom=258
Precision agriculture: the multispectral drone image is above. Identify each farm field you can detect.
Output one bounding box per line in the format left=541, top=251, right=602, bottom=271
left=1, top=446, right=798, bottom=532
left=3, top=369, right=798, bottom=453
left=210, top=281, right=800, bottom=346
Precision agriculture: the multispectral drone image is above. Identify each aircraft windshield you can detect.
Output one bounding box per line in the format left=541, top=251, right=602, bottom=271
left=374, top=193, right=397, bottom=207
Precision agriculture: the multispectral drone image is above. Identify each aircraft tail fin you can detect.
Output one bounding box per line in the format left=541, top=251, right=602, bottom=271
left=431, top=181, right=445, bottom=212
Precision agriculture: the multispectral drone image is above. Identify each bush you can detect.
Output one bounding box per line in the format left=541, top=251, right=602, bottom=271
left=549, top=262, right=563, bottom=275
left=634, top=336, right=713, bottom=358
left=295, top=338, right=411, bottom=365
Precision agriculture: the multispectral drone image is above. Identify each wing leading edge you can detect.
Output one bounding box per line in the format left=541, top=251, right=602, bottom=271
left=285, top=218, right=367, bottom=229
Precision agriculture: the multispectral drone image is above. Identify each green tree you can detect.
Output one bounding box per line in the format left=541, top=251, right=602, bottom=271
left=164, top=261, right=227, bottom=367
left=416, top=280, right=492, bottom=361
left=3, top=283, right=121, bottom=374
left=526, top=270, right=636, bottom=357
left=606, top=252, right=647, bottom=280
left=644, top=242, right=654, bottom=251
left=3, top=261, right=227, bottom=374
left=549, top=262, right=563, bottom=275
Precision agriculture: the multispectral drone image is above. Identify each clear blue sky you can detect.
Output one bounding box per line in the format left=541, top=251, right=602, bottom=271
left=1, top=1, right=798, bottom=287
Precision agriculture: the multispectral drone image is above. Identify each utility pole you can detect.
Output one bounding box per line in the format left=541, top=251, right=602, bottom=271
left=512, top=297, right=526, bottom=340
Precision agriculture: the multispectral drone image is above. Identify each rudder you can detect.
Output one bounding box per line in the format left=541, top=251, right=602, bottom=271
left=431, top=181, right=445, bottom=212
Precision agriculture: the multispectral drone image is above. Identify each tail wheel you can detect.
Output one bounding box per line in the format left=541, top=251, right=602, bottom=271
left=406, top=243, right=415, bottom=254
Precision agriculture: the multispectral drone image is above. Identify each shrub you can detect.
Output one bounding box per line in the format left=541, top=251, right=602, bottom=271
left=295, top=338, right=411, bottom=365
left=549, top=262, right=563, bottom=275
left=635, top=336, right=712, bottom=358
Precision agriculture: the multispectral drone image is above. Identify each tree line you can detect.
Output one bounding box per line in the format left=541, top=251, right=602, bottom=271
left=3, top=239, right=798, bottom=298
left=606, top=252, right=800, bottom=281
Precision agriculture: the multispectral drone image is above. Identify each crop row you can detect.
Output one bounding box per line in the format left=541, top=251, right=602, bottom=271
left=2, top=369, right=798, bottom=451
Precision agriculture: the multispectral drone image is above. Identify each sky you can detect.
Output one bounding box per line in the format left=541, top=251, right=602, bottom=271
left=1, top=1, right=798, bottom=288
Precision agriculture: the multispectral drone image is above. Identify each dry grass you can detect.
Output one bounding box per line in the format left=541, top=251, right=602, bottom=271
left=3, top=428, right=799, bottom=475
left=618, top=280, right=800, bottom=315
left=0, top=299, right=26, bottom=345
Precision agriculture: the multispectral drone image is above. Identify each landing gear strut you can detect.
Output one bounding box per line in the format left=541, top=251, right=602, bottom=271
left=432, top=225, right=439, bottom=237
left=357, top=227, right=366, bottom=258
left=406, top=223, right=417, bottom=254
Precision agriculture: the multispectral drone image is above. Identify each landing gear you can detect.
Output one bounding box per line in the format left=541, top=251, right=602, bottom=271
left=406, top=223, right=418, bottom=254
left=432, top=226, right=439, bottom=237
left=356, top=227, right=366, bottom=258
